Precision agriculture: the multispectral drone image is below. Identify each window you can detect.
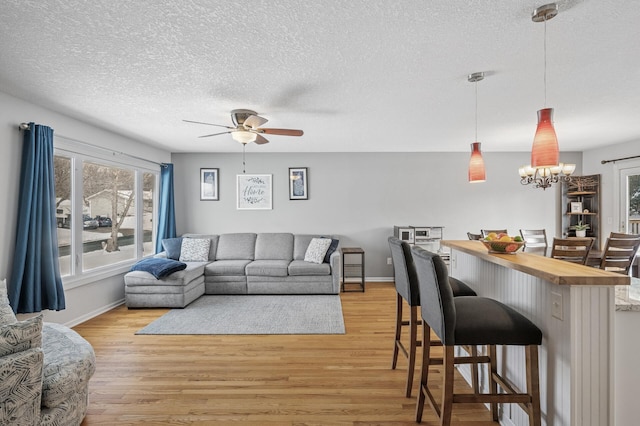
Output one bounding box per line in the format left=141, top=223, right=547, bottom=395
left=54, top=146, right=158, bottom=284
left=618, top=163, right=640, bottom=235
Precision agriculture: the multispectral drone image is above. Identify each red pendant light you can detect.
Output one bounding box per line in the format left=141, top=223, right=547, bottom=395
left=468, top=72, right=486, bottom=183
left=531, top=108, right=559, bottom=168
left=469, top=142, right=486, bottom=183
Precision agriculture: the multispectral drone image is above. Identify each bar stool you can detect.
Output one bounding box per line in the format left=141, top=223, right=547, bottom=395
left=387, top=237, right=477, bottom=398
left=411, top=246, right=542, bottom=426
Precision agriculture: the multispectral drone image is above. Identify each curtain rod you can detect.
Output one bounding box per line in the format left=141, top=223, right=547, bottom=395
left=601, top=154, right=640, bottom=165
left=19, top=122, right=167, bottom=168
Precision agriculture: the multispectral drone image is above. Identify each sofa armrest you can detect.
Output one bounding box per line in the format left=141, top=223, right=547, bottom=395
left=0, top=347, right=44, bottom=423
left=329, top=250, right=341, bottom=293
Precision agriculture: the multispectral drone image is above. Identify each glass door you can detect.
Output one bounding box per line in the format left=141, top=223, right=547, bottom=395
left=619, top=164, right=640, bottom=234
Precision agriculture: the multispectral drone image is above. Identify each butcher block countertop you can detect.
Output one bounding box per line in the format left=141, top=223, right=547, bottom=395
left=442, top=240, right=630, bottom=287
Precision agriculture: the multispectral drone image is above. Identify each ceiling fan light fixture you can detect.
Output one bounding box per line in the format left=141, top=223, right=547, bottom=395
left=232, top=130, right=257, bottom=144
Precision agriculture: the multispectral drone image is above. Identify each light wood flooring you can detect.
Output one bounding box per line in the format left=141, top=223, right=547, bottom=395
left=75, top=282, right=495, bottom=425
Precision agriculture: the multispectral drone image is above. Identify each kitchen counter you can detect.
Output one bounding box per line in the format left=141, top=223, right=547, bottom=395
left=442, top=240, right=629, bottom=286
left=442, top=240, right=623, bottom=426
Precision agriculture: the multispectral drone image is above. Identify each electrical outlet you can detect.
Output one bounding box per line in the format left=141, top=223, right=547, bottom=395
left=551, top=291, right=563, bottom=320
left=387, top=257, right=392, bottom=265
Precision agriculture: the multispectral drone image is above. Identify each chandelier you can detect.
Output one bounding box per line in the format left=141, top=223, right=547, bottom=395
left=519, top=3, right=574, bottom=190
left=519, top=163, right=575, bottom=189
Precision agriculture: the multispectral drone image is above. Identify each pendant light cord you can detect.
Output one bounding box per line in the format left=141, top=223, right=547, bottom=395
left=475, top=81, right=478, bottom=141
left=543, top=18, right=548, bottom=107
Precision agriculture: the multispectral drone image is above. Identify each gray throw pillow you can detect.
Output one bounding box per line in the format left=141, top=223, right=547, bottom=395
left=162, top=237, right=183, bottom=260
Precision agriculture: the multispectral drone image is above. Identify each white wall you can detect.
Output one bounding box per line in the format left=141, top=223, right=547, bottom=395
left=172, top=150, right=582, bottom=279
left=0, top=90, right=171, bottom=325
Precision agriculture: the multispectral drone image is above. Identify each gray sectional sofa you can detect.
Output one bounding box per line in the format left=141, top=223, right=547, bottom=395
left=124, top=233, right=340, bottom=308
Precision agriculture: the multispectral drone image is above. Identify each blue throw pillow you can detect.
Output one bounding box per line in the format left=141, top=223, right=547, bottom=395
left=130, top=258, right=187, bottom=279
left=162, top=237, right=183, bottom=260
left=323, top=238, right=339, bottom=263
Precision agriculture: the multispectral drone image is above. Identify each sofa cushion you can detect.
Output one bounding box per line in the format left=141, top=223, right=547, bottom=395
left=0, top=314, right=42, bottom=357
left=206, top=259, right=253, bottom=276
left=216, top=233, right=257, bottom=260
left=161, top=237, right=183, bottom=260
left=125, top=262, right=207, bottom=286
left=254, top=233, right=294, bottom=260
left=180, top=238, right=211, bottom=262
left=304, top=238, right=333, bottom=264
left=245, top=260, right=290, bottom=277
left=288, top=260, right=331, bottom=276
left=0, top=278, right=17, bottom=325
left=41, top=322, right=96, bottom=409
left=130, top=258, right=187, bottom=279
left=182, top=234, right=219, bottom=261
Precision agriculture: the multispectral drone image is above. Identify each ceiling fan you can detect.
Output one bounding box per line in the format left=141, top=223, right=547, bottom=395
left=184, top=109, right=304, bottom=145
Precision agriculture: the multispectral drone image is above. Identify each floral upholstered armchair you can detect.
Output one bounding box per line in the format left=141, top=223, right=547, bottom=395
left=0, top=279, right=96, bottom=425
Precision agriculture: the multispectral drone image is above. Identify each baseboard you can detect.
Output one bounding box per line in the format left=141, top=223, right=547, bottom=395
left=65, top=298, right=125, bottom=328
left=365, top=277, right=394, bottom=283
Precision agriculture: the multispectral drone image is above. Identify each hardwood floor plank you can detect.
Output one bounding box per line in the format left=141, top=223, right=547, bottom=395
left=75, top=283, right=495, bottom=425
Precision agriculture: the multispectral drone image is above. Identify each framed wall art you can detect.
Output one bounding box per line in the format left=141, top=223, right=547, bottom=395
left=237, top=174, right=272, bottom=210
left=289, top=167, right=308, bottom=200
left=200, top=168, right=219, bottom=201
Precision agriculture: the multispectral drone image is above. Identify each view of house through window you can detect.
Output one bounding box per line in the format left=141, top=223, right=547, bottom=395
left=54, top=152, right=157, bottom=280
left=54, top=155, right=72, bottom=276
left=620, top=166, right=640, bottom=234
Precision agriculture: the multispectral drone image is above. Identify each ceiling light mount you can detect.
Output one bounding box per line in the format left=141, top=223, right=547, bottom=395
left=532, top=3, right=558, bottom=23
left=467, top=72, right=484, bottom=83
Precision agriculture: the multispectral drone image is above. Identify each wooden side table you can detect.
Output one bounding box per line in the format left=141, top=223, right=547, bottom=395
left=341, top=247, right=365, bottom=292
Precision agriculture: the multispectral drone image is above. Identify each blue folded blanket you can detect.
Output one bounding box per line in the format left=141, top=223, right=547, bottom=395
left=130, top=258, right=187, bottom=279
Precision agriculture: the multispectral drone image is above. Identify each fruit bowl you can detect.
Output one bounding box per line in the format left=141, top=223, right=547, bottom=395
left=479, top=239, right=525, bottom=254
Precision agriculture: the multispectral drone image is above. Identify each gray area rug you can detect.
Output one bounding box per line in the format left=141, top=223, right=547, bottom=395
left=136, top=295, right=345, bottom=335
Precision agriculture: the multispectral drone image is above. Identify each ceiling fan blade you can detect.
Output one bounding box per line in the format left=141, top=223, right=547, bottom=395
left=259, top=128, right=304, bottom=136
left=183, top=119, right=234, bottom=129
left=254, top=134, right=269, bottom=144
left=244, top=114, right=268, bottom=129
left=198, top=131, right=232, bottom=138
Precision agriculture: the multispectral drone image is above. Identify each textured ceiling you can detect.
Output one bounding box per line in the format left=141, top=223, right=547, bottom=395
left=1, top=0, right=639, bottom=153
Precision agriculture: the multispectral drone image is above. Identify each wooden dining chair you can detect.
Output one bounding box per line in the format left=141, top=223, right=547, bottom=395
left=481, top=229, right=508, bottom=238
left=550, top=237, right=594, bottom=265
left=520, top=229, right=548, bottom=254
left=467, top=232, right=482, bottom=241
left=599, top=237, right=640, bottom=275
left=610, top=232, right=640, bottom=239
